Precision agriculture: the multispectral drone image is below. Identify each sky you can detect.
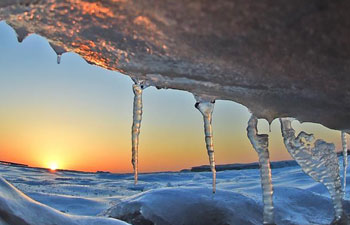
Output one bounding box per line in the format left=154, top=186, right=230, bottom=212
left=0, top=21, right=345, bottom=173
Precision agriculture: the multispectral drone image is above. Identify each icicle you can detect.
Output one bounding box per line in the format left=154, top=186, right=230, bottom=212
left=247, top=116, right=275, bottom=225
left=131, top=79, right=147, bottom=184
left=13, top=27, right=29, bottom=43
left=280, top=118, right=343, bottom=221
left=49, top=43, right=66, bottom=65
left=194, top=96, right=216, bottom=193
left=341, top=131, right=348, bottom=196
left=17, top=33, right=28, bottom=43
left=57, top=54, right=62, bottom=64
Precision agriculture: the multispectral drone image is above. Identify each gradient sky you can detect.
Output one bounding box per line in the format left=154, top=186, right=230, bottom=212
left=0, top=21, right=344, bottom=173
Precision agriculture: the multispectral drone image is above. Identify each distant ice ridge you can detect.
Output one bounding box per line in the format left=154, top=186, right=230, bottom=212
left=0, top=177, right=130, bottom=225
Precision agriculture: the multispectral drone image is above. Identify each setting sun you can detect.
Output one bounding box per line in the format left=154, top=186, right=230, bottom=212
left=49, top=162, right=58, bottom=171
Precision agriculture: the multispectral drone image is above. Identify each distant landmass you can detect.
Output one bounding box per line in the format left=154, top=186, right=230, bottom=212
left=0, top=160, right=109, bottom=174
left=182, top=160, right=298, bottom=172
left=0, top=160, right=28, bottom=167
left=183, top=150, right=349, bottom=173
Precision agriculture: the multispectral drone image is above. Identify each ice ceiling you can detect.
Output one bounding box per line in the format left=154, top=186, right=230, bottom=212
left=0, top=0, right=350, bottom=131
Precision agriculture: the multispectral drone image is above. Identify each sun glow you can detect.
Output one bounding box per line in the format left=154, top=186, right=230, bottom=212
left=49, top=162, right=58, bottom=171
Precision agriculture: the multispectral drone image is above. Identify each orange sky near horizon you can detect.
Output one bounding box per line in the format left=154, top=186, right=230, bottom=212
left=0, top=21, right=345, bottom=173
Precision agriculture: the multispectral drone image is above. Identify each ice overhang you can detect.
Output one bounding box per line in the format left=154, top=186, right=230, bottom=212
left=1, top=0, right=349, bottom=131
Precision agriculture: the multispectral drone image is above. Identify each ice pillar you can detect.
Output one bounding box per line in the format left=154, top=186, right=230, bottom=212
left=131, top=80, right=146, bottom=184
left=247, top=116, right=275, bottom=225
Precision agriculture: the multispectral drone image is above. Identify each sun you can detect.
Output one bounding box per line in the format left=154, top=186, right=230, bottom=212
left=49, top=162, right=58, bottom=171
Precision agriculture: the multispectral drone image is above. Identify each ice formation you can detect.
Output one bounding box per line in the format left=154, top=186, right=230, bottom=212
left=57, top=54, right=62, bottom=64
left=131, top=79, right=147, bottom=184
left=280, top=118, right=343, bottom=221
left=194, top=96, right=216, bottom=193
left=13, top=27, right=29, bottom=43
left=0, top=177, right=129, bottom=225
left=342, top=131, right=348, bottom=195
left=49, top=43, right=66, bottom=65
left=247, top=116, right=275, bottom=225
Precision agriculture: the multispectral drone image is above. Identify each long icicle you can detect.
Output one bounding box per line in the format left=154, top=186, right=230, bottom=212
left=247, top=116, right=275, bottom=225
left=341, top=131, right=348, bottom=196
left=195, top=99, right=216, bottom=193
left=131, top=80, right=146, bottom=184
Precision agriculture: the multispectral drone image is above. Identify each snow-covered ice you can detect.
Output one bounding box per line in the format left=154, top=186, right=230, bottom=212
left=0, top=177, right=129, bottom=225
left=0, top=156, right=349, bottom=225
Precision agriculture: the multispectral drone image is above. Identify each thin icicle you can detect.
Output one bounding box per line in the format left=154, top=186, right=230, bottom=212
left=13, top=27, right=29, bottom=43
left=49, top=43, right=66, bottom=65
left=247, top=116, right=275, bottom=225
left=194, top=97, right=216, bottom=193
left=341, top=131, right=348, bottom=196
left=57, top=54, right=62, bottom=64
left=280, top=118, right=343, bottom=221
left=131, top=80, right=147, bottom=184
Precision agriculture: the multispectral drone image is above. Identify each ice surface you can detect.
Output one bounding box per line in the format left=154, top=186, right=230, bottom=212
left=0, top=161, right=349, bottom=224
left=194, top=96, right=216, bottom=193
left=247, top=116, right=275, bottom=224
left=280, top=118, right=344, bottom=221
left=131, top=80, right=147, bottom=184
left=0, top=177, right=129, bottom=225
left=105, top=186, right=350, bottom=225
left=104, top=187, right=263, bottom=225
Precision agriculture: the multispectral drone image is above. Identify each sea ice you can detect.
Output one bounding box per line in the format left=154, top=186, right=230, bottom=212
left=0, top=177, right=129, bottom=225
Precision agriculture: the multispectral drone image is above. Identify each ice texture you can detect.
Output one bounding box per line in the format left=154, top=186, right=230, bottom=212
left=131, top=80, right=146, bottom=184
left=0, top=177, right=129, bottom=225
left=342, top=131, right=348, bottom=195
left=247, top=116, right=275, bottom=225
left=0, top=160, right=349, bottom=224
left=194, top=96, right=216, bottom=193
left=104, top=187, right=263, bottom=225
left=280, top=118, right=343, bottom=221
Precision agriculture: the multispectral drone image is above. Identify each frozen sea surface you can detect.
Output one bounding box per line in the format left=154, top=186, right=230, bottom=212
left=0, top=158, right=349, bottom=225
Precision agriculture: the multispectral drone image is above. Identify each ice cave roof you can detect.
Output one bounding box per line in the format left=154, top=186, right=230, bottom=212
left=1, top=0, right=349, bottom=131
